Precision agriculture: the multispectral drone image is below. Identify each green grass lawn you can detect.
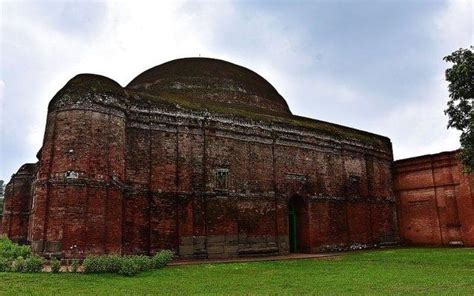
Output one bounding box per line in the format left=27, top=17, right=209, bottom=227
left=1, top=248, right=474, bottom=295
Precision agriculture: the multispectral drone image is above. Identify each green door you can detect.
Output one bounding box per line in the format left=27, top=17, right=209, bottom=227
left=288, top=205, right=297, bottom=252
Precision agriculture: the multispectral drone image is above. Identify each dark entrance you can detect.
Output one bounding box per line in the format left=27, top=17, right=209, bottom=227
left=288, top=203, right=298, bottom=252
left=288, top=195, right=309, bottom=253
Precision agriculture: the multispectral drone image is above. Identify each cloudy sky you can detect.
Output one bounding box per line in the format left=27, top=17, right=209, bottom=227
left=0, top=0, right=472, bottom=182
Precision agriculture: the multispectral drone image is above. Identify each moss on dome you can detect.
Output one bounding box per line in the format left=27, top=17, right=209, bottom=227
left=49, top=74, right=127, bottom=110
left=64, top=74, right=124, bottom=95
left=126, top=57, right=291, bottom=115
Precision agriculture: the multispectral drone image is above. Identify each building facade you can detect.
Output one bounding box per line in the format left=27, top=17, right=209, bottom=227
left=1, top=164, right=36, bottom=244
left=394, top=151, right=474, bottom=246
left=1, top=58, right=398, bottom=259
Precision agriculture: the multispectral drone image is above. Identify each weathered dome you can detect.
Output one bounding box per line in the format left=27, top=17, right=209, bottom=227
left=48, top=74, right=127, bottom=111
left=126, top=57, right=291, bottom=115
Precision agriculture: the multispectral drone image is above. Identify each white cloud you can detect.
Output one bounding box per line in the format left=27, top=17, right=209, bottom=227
left=0, top=80, right=4, bottom=107
left=377, top=76, right=461, bottom=159
left=0, top=80, right=4, bottom=159
left=435, top=0, right=473, bottom=49
left=381, top=0, right=472, bottom=159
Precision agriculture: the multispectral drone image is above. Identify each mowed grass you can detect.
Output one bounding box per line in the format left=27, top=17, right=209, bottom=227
left=1, top=248, right=474, bottom=295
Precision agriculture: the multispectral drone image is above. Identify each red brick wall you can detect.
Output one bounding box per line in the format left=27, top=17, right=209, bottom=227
left=394, top=151, right=474, bottom=246
left=0, top=164, right=36, bottom=243
left=28, top=102, right=127, bottom=257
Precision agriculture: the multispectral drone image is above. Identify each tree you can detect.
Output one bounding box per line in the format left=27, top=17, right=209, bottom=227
left=444, top=46, right=474, bottom=172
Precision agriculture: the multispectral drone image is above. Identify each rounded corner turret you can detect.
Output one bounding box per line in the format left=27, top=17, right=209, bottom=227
left=48, top=74, right=127, bottom=111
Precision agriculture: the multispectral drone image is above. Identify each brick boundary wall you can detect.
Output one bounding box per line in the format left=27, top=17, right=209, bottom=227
left=394, top=150, right=474, bottom=246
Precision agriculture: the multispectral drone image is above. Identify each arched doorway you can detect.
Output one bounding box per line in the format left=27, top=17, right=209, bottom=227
left=288, top=195, right=309, bottom=253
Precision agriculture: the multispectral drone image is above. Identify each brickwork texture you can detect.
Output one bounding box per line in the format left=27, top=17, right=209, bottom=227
left=394, top=151, right=474, bottom=247
left=1, top=58, right=399, bottom=259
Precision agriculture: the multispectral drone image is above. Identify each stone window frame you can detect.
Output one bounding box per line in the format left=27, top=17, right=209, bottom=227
left=214, top=168, right=230, bottom=191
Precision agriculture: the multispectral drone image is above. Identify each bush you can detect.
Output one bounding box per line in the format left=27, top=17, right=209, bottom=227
left=25, top=256, right=44, bottom=272
left=0, top=257, right=11, bottom=272
left=50, top=259, right=61, bottom=273
left=70, top=260, right=80, bottom=273
left=83, top=250, right=173, bottom=276
left=0, top=237, right=173, bottom=275
left=11, top=256, right=26, bottom=272
left=103, top=255, right=124, bottom=273
left=83, top=255, right=122, bottom=273
left=152, top=250, right=173, bottom=269
left=131, top=255, right=153, bottom=272
left=0, top=236, right=32, bottom=260
left=0, top=237, right=45, bottom=273
left=0, top=237, right=44, bottom=273
left=82, top=256, right=101, bottom=273
left=84, top=255, right=150, bottom=274
left=117, top=257, right=141, bottom=277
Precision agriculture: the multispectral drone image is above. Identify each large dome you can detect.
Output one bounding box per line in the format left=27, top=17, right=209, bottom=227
left=126, top=58, right=291, bottom=115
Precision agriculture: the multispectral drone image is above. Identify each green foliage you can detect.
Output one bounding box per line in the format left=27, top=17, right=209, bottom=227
left=117, top=257, right=141, bottom=277
left=0, top=235, right=172, bottom=276
left=130, top=255, right=153, bottom=272
left=83, top=251, right=173, bottom=276
left=50, top=259, right=61, bottom=273
left=11, top=256, right=26, bottom=272
left=0, top=236, right=32, bottom=260
left=0, top=257, right=10, bottom=272
left=444, top=46, right=474, bottom=172
left=0, top=198, right=3, bottom=216
left=459, top=117, right=474, bottom=172
left=152, top=250, right=173, bottom=269
left=70, top=260, right=80, bottom=273
left=83, top=255, right=122, bottom=273
left=0, top=237, right=43, bottom=273
left=24, top=256, right=44, bottom=273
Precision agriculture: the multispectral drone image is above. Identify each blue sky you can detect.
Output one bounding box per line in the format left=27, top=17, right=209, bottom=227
left=0, top=0, right=472, bottom=182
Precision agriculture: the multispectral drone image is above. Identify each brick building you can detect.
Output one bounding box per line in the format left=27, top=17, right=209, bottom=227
left=394, top=151, right=474, bottom=247
left=1, top=164, right=36, bottom=243
left=1, top=58, right=399, bottom=259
